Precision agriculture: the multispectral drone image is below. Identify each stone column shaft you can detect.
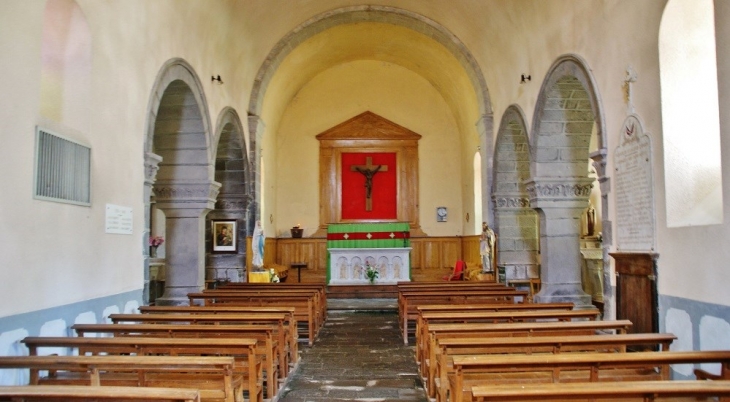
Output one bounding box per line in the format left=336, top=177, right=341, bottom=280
left=527, top=177, right=595, bottom=309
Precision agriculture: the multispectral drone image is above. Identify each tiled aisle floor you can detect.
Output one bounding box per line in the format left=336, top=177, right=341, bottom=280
left=276, top=311, right=429, bottom=401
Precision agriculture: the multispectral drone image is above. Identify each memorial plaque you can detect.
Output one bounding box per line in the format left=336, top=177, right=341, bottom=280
left=614, top=115, right=655, bottom=251
left=105, top=204, right=133, bottom=235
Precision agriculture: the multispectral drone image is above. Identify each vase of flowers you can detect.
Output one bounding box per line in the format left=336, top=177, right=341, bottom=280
left=365, top=262, right=379, bottom=284
left=149, top=235, right=164, bottom=258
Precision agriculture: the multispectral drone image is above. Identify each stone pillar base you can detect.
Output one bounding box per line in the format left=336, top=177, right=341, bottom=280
left=534, top=282, right=595, bottom=310
left=156, top=285, right=201, bottom=306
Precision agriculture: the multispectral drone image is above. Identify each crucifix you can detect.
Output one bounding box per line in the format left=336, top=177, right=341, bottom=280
left=350, top=156, right=388, bottom=211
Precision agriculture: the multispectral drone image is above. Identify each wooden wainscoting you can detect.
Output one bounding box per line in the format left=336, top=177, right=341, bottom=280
left=257, top=235, right=482, bottom=283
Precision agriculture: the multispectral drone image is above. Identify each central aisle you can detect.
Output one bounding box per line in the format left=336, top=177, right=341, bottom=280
left=277, top=311, right=429, bottom=401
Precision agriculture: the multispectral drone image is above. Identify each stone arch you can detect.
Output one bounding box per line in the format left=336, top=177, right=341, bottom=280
left=531, top=54, right=606, bottom=177
left=207, top=107, right=251, bottom=282
left=492, top=105, right=539, bottom=283
left=247, top=5, right=495, bottom=224
left=527, top=54, right=608, bottom=310
left=143, top=58, right=220, bottom=305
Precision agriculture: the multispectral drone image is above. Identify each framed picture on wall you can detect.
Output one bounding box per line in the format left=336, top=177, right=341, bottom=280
left=212, top=220, right=237, bottom=253
left=436, top=206, right=448, bottom=222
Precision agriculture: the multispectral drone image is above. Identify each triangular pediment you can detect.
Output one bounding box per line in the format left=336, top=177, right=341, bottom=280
left=316, top=111, right=422, bottom=140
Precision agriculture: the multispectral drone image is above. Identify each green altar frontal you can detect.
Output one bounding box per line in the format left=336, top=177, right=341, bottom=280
left=326, top=222, right=411, bottom=283
left=326, top=222, right=410, bottom=248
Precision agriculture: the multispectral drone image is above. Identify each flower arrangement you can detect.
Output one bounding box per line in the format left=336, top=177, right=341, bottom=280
left=149, top=236, right=165, bottom=247
left=365, top=262, right=379, bottom=284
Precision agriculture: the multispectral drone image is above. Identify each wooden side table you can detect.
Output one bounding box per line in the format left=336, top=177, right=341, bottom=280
left=291, top=262, right=307, bottom=283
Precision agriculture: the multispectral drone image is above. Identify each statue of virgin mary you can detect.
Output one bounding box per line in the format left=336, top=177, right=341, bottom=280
left=252, top=220, right=265, bottom=268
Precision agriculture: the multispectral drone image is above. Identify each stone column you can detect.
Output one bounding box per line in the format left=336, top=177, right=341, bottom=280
left=475, top=114, right=494, bottom=226
left=248, top=114, right=266, bottom=225
left=590, top=148, right=614, bottom=319
left=492, top=195, right=539, bottom=281
left=154, top=181, right=221, bottom=305
left=526, top=177, right=594, bottom=309
left=143, top=152, right=163, bottom=305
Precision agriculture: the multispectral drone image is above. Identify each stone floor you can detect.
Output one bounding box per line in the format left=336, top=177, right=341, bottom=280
left=276, top=308, right=428, bottom=401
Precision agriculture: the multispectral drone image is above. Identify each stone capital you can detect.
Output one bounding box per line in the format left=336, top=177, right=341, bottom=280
left=525, top=177, right=594, bottom=208
left=492, top=194, right=531, bottom=209
left=153, top=180, right=221, bottom=216
left=144, top=152, right=163, bottom=185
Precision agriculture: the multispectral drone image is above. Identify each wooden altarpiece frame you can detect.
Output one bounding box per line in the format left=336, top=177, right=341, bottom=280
left=314, top=111, right=425, bottom=237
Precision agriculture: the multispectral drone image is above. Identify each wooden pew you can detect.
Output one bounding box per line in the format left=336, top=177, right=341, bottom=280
left=71, top=323, right=278, bottom=399
left=216, top=283, right=327, bottom=320
left=398, top=289, right=530, bottom=344
left=109, top=312, right=291, bottom=379
left=471, top=380, right=730, bottom=401
left=429, top=333, right=677, bottom=401
left=22, top=337, right=263, bottom=402
left=138, top=305, right=298, bottom=369
left=449, top=350, right=730, bottom=402
left=199, top=288, right=325, bottom=329
left=420, top=319, right=634, bottom=383
left=414, top=302, right=574, bottom=356
left=187, top=292, right=320, bottom=346
left=417, top=308, right=600, bottom=357
left=0, top=355, right=242, bottom=402
left=0, top=385, right=202, bottom=401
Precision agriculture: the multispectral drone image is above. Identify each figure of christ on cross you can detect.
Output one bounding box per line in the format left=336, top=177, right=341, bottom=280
left=350, top=156, right=388, bottom=211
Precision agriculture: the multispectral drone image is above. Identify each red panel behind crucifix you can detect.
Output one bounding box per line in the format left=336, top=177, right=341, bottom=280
left=342, top=152, right=397, bottom=220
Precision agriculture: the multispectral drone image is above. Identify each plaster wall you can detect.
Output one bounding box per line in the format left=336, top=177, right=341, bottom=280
left=2, top=0, right=730, bottom=323
left=273, top=60, right=462, bottom=237
left=0, top=1, right=253, bottom=318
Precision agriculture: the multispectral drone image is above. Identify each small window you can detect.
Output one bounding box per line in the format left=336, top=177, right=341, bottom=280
left=34, top=126, right=91, bottom=206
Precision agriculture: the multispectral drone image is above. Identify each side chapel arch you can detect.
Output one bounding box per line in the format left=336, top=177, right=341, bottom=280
left=527, top=54, right=608, bottom=309
left=492, top=105, right=540, bottom=283
left=144, top=58, right=219, bottom=305
left=206, top=107, right=250, bottom=282
left=246, top=6, right=495, bottom=226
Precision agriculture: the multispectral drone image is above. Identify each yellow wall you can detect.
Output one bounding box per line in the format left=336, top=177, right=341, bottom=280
left=273, top=60, right=462, bottom=237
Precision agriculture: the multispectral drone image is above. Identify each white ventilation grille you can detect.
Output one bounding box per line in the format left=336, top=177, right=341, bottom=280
left=34, top=127, right=91, bottom=206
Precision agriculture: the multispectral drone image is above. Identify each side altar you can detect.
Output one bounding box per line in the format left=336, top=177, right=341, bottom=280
left=327, top=222, right=411, bottom=285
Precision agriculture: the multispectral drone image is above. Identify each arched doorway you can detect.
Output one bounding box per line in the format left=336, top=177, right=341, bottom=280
left=144, top=58, right=219, bottom=305
left=206, top=108, right=250, bottom=282
left=527, top=55, right=608, bottom=310
left=492, top=105, right=539, bottom=284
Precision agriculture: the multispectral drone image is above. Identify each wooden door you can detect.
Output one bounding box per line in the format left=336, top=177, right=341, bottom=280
left=610, top=252, right=658, bottom=348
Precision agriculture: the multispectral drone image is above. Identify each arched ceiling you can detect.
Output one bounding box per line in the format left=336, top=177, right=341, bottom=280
left=259, top=21, right=482, bottom=141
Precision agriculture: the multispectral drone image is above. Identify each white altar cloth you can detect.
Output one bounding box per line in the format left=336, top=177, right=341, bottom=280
left=328, top=247, right=411, bottom=285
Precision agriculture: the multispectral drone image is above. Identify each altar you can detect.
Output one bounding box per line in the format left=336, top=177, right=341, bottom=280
left=327, top=222, right=411, bottom=285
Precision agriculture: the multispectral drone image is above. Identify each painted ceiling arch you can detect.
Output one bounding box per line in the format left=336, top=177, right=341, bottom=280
left=250, top=6, right=490, bottom=145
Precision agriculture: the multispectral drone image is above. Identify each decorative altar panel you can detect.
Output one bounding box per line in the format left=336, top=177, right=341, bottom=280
left=329, top=248, right=411, bottom=285
left=326, top=222, right=411, bottom=284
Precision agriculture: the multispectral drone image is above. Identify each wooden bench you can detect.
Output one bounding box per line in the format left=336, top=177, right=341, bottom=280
left=471, top=380, right=730, bottom=401
left=216, top=283, right=327, bottom=320
left=0, top=385, right=201, bottom=401
left=109, top=312, right=291, bottom=379
left=449, top=350, right=730, bottom=402
left=429, top=333, right=677, bottom=401
left=198, top=288, right=325, bottom=330
left=420, top=319, right=634, bottom=383
left=417, top=308, right=600, bottom=357
left=22, top=337, right=262, bottom=402
left=398, top=289, right=530, bottom=343
left=187, top=292, right=320, bottom=346
left=138, top=306, right=298, bottom=369
left=71, top=323, right=278, bottom=399
left=0, top=355, right=242, bottom=402
left=414, top=302, right=574, bottom=356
